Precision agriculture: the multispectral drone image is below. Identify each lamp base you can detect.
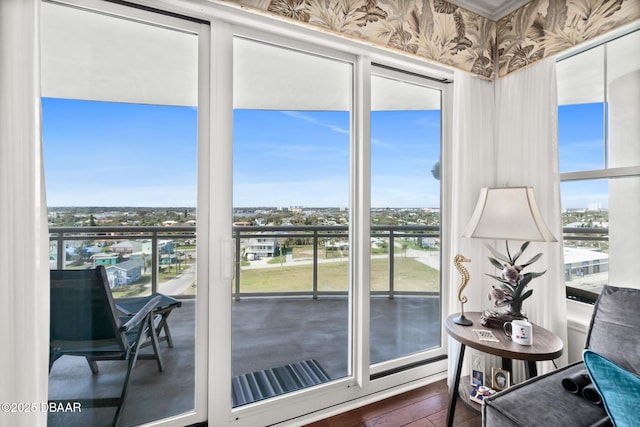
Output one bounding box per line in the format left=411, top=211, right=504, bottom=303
left=453, top=313, right=473, bottom=326
left=480, top=310, right=527, bottom=328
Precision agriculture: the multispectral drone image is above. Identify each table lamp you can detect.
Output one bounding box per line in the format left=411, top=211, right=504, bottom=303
left=460, top=186, right=557, bottom=326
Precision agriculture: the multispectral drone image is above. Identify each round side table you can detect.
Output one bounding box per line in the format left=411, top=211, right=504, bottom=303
left=445, top=312, right=563, bottom=427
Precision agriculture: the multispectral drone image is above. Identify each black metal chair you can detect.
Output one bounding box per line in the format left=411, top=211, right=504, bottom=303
left=49, top=266, right=163, bottom=426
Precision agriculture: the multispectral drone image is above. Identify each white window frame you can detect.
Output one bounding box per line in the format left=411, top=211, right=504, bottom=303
left=42, top=1, right=210, bottom=426
left=557, top=24, right=640, bottom=304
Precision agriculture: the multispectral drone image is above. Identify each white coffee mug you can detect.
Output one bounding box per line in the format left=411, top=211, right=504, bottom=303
left=503, top=319, right=533, bottom=346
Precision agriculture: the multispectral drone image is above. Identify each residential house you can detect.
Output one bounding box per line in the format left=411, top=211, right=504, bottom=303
left=244, top=235, right=278, bottom=258
left=90, top=252, right=119, bottom=266
left=104, top=259, right=143, bottom=287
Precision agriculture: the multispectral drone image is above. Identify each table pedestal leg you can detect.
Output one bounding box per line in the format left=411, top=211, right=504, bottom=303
left=447, top=343, right=466, bottom=427
left=526, top=361, right=537, bottom=378
left=501, top=357, right=512, bottom=374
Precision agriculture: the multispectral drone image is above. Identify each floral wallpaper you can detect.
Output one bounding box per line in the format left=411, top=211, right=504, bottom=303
left=497, top=0, right=640, bottom=77
left=222, top=0, right=639, bottom=79
left=229, top=0, right=496, bottom=79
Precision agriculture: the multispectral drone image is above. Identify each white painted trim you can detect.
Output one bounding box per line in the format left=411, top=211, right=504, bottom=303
left=194, top=20, right=212, bottom=427
left=561, top=165, right=640, bottom=181
left=566, top=299, right=594, bottom=334
left=353, top=55, right=372, bottom=388
left=555, top=21, right=640, bottom=62
left=208, top=19, right=235, bottom=425
left=449, top=0, right=530, bottom=21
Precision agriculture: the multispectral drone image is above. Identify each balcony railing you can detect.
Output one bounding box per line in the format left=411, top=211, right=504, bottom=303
left=562, top=226, right=609, bottom=303
left=49, top=224, right=606, bottom=301
left=232, top=224, right=440, bottom=300
left=49, top=226, right=196, bottom=295
left=49, top=224, right=440, bottom=299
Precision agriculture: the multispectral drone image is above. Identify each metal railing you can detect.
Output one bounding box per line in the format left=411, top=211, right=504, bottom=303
left=49, top=224, right=608, bottom=302
left=49, top=224, right=440, bottom=299
left=49, top=226, right=196, bottom=295
left=562, top=226, right=609, bottom=304
left=232, top=224, right=440, bottom=300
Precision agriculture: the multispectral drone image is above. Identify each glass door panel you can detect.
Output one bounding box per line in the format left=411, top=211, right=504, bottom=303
left=231, top=37, right=352, bottom=406
left=369, top=71, right=442, bottom=367
left=42, top=2, right=199, bottom=425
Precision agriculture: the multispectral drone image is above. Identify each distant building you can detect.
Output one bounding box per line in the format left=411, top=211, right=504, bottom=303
left=563, top=247, right=609, bottom=281
left=110, top=240, right=142, bottom=254
left=105, top=259, right=143, bottom=287
left=91, top=252, right=119, bottom=266
left=419, top=237, right=438, bottom=249
left=244, top=235, right=278, bottom=258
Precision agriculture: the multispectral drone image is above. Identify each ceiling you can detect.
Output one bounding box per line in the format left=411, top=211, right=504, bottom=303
left=449, top=0, right=531, bottom=20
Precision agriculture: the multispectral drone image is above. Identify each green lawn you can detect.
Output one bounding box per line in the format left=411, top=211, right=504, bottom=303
left=235, top=256, right=439, bottom=293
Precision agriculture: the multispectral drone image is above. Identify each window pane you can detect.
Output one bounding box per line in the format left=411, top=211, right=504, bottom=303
left=561, top=180, right=609, bottom=297
left=557, top=45, right=605, bottom=173
left=231, top=37, right=352, bottom=407
left=42, top=3, right=198, bottom=426
left=607, top=30, right=640, bottom=169
left=558, top=103, right=605, bottom=172
left=558, top=30, right=640, bottom=302
left=369, top=73, right=442, bottom=367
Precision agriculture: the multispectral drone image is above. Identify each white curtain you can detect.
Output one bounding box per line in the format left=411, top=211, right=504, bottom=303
left=448, top=58, right=569, bottom=387
left=495, top=58, right=568, bottom=376
left=447, top=70, right=497, bottom=387
left=0, top=1, right=49, bottom=426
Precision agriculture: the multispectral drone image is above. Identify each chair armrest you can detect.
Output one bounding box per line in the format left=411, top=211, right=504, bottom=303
left=120, top=295, right=161, bottom=332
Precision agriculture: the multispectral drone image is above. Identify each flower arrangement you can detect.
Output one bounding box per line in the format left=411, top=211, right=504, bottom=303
left=485, top=241, right=546, bottom=318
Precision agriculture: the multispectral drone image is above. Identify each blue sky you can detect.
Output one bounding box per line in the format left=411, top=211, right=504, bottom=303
left=42, top=98, right=605, bottom=209
left=42, top=99, right=441, bottom=208
left=558, top=103, right=608, bottom=209
left=42, top=98, right=197, bottom=207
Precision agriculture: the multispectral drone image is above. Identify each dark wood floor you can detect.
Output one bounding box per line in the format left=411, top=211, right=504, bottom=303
left=304, top=379, right=482, bottom=427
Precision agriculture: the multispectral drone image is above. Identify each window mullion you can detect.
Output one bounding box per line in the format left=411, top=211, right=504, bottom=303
left=351, top=55, right=372, bottom=389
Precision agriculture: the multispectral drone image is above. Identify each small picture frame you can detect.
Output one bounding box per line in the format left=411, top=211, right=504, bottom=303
left=492, top=368, right=510, bottom=391
left=470, top=354, right=485, bottom=387
left=472, top=369, right=484, bottom=387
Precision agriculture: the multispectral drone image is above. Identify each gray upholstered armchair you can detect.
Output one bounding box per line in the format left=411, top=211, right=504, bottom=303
left=483, top=285, right=640, bottom=427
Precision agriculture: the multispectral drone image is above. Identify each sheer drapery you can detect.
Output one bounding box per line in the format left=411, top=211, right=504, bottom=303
left=448, top=58, right=568, bottom=387
left=0, top=1, right=49, bottom=426
left=447, top=70, right=496, bottom=387
left=495, top=57, right=568, bottom=376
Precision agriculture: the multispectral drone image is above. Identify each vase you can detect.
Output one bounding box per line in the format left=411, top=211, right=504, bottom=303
left=507, top=300, right=524, bottom=318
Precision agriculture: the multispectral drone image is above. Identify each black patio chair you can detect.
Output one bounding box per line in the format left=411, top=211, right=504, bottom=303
left=49, top=266, right=163, bottom=426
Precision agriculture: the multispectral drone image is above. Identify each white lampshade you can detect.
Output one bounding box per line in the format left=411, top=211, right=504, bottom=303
left=462, top=187, right=557, bottom=242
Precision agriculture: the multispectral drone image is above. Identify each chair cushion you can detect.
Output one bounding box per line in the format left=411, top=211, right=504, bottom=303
left=583, top=350, right=640, bottom=427
left=586, top=286, right=640, bottom=376
left=483, top=362, right=609, bottom=427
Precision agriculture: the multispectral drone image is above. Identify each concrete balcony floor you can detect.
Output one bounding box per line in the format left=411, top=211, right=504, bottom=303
left=48, top=296, right=441, bottom=426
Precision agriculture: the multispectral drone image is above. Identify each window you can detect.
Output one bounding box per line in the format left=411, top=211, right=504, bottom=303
left=369, top=67, right=444, bottom=374
left=231, top=36, right=353, bottom=405
left=557, top=29, right=640, bottom=303
left=41, top=2, right=204, bottom=425
left=41, top=2, right=452, bottom=425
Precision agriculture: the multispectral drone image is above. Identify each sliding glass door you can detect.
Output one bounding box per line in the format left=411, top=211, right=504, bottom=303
left=231, top=35, right=353, bottom=406
left=41, top=2, right=205, bottom=426
left=41, top=2, right=451, bottom=425
left=369, top=67, right=444, bottom=373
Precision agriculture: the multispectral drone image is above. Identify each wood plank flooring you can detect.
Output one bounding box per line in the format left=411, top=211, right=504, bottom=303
left=304, top=379, right=482, bottom=427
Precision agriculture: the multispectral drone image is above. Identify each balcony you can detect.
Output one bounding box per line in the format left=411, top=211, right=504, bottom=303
left=47, top=224, right=606, bottom=425
left=47, top=224, right=442, bottom=426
